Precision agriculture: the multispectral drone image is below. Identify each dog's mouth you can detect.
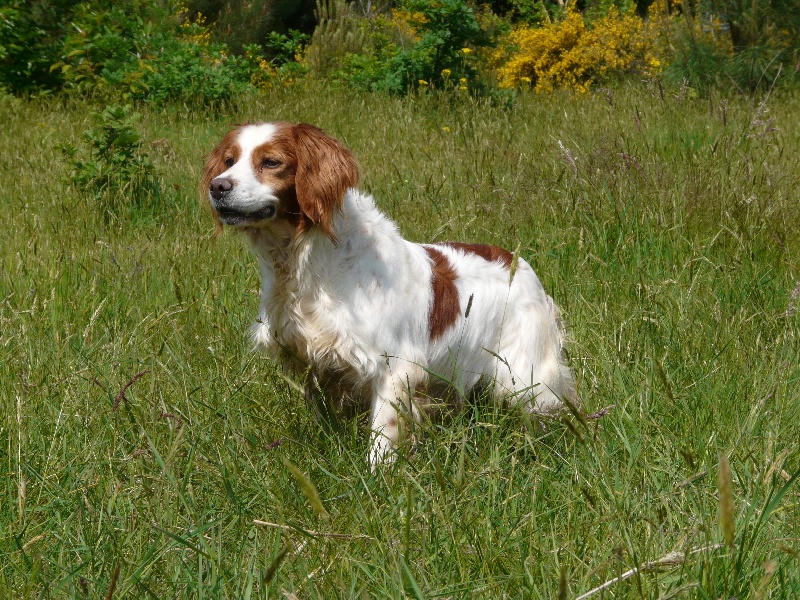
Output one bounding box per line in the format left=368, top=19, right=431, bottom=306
left=214, top=204, right=277, bottom=226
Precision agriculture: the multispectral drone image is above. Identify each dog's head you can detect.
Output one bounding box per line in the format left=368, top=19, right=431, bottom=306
left=201, top=122, right=359, bottom=240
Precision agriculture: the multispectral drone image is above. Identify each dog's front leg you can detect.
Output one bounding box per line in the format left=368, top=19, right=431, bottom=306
left=368, top=373, right=421, bottom=469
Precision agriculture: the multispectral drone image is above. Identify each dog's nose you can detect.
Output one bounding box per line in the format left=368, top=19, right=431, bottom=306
left=210, top=177, right=233, bottom=200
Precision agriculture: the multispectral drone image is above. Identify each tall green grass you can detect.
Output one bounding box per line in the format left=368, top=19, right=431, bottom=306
left=1, top=82, right=799, bottom=598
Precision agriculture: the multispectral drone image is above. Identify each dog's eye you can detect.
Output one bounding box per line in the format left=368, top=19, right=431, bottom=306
left=224, top=157, right=234, bottom=168
left=261, top=158, right=281, bottom=170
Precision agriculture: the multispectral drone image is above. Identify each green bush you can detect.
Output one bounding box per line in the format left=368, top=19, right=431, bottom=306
left=265, top=29, right=310, bottom=65
left=0, top=0, right=314, bottom=98
left=61, top=104, right=159, bottom=219
left=49, top=0, right=267, bottom=103
left=51, top=1, right=164, bottom=96
left=2, top=0, right=291, bottom=103
left=129, top=40, right=259, bottom=104
left=0, top=0, right=72, bottom=92
left=309, top=0, right=492, bottom=94
left=399, top=0, right=485, bottom=85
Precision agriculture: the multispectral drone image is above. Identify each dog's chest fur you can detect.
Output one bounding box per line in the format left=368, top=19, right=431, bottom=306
left=251, top=228, right=379, bottom=382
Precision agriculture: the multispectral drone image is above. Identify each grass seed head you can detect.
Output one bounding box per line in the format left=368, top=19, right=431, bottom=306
left=508, top=242, right=521, bottom=285
left=283, top=458, right=331, bottom=522
left=754, top=559, right=777, bottom=600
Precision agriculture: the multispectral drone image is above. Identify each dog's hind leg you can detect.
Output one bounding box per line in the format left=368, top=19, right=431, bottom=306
left=489, top=300, right=576, bottom=417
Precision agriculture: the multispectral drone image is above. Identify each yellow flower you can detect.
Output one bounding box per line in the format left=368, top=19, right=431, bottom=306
left=442, top=126, right=450, bottom=132
left=493, top=6, right=674, bottom=93
left=459, top=47, right=471, bottom=54
left=418, top=79, right=429, bottom=86
left=458, top=86, right=467, bottom=91
left=441, top=68, right=451, bottom=77
left=459, top=77, right=467, bottom=84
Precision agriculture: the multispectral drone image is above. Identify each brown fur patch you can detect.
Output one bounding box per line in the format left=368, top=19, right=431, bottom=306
left=292, top=123, right=359, bottom=242
left=438, top=242, right=513, bottom=268
left=249, top=124, right=305, bottom=233
left=424, top=246, right=460, bottom=340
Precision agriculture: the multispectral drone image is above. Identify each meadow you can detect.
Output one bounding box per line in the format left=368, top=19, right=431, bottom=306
left=1, top=81, right=799, bottom=598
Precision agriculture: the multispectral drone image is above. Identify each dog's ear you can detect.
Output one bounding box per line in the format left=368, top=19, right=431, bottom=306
left=201, top=126, right=243, bottom=236
left=292, top=123, right=359, bottom=242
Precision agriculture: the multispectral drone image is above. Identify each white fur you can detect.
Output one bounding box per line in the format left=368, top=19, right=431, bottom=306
left=206, top=124, right=576, bottom=468
left=216, top=123, right=280, bottom=214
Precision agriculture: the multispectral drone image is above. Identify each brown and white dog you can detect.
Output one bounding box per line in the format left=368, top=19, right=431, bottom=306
left=202, top=122, right=576, bottom=467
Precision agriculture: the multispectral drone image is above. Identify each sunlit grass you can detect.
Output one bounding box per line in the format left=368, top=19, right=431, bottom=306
left=1, top=82, right=799, bottom=597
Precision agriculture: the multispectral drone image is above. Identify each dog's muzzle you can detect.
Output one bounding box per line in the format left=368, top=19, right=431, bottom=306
left=209, top=177, right=277, bottom=225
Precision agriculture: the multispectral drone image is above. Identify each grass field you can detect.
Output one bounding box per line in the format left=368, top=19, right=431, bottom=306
left=2, top=81, right=799, bottom=598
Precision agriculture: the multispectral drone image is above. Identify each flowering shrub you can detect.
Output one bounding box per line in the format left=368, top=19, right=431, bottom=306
left=495, top=7, right=663, bottom=92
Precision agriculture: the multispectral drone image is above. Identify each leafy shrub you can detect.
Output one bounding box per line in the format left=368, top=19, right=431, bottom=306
left=495, top=7, right=663, bottom=92
left=132, top=11, right=307, bottom=101
left=306, top=0, right=491, bottom=93
left=61, top=104, right=159, bottom=218
left=129, top=40, right=257, bottom=103
left=402, top=0, right=485, bottom=75
left=49, top=1, right=178, bottom=97
left=38, top=0, right=299, bottom=104
left=0, top=0, right=72, bottom=92
left=48, top=1, right=289, bottom=103
left=265, top=29, right=310, bottom=66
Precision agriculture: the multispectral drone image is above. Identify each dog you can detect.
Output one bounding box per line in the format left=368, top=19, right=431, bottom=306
left=202, top=122, right=576, bottom=467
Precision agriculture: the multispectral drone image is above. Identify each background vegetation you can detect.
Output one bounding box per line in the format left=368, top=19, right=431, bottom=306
left=1, top=78, right=799, bottom=597
left=2, top=0, right=799, bottom=101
